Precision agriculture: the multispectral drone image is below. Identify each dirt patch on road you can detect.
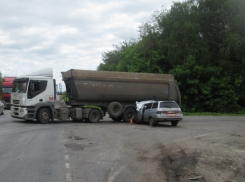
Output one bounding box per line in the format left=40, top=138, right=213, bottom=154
left=136, top=130, right=245, bottom=182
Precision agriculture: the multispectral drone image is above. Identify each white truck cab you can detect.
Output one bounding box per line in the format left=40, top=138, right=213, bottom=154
left=10, top=68, right=56, bottom=122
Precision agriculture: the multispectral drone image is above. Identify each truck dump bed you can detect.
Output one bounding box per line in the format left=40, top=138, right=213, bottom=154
left=62, top=69, right=181, bottom=104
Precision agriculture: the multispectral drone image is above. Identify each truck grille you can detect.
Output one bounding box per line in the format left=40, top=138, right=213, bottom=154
left=13, top=100, right=20, bottom=104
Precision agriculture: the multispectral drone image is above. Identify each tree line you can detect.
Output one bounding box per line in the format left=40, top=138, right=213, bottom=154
left=97, top=0, right=245, bottom=113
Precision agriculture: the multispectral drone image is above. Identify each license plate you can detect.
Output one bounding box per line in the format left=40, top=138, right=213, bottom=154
left=167, top=114, right=176, bottom=117
left=14, top=110, right=18, bottom=114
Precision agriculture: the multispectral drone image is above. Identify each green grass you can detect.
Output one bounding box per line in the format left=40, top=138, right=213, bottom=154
left=183, top=112, right=245, bottom=116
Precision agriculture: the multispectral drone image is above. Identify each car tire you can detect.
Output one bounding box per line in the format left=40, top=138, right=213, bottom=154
left=108, top=102, right=123, bottom=118
left=171, top=121, right=179, bottom=126
left=37, top=108, right=50, bottom=124
left=88, top=109, right=101, bottom=123
left=149, top=117, right=156, bottom=126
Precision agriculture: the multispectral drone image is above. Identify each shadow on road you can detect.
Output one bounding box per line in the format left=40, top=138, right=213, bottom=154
left=12, top=119, right=182, bottom=129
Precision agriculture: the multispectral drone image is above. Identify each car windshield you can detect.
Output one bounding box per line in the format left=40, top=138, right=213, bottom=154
left=2, top=87, right=12, bottom=93
left=160, top=102, right=180, bottom=108
left=12, top=81, right=28, bottom=93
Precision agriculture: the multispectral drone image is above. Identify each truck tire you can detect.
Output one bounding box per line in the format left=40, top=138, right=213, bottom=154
left=88, top=109, right=101, bottom=123
left=108, top=102, right=123, bottom=118
left=171, top=121, right=179, bottom=126
left=122, top=108, right=136, bottom=123
left=37, top=108, right=50, bottom=124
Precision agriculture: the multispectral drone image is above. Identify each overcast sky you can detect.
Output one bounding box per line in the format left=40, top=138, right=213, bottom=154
left=0, top=0, right=182, bottom=85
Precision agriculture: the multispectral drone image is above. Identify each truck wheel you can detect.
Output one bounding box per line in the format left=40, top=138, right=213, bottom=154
left=88, top=109, right=101, bottom=123
left=149, top=117, right=156, bottom=126
left=108, top=102, right=123, bottom=118
left=171, top=121, right=179, bottom=126
left=37, top=108, right=50, bottom=124
left=122, top=108, right=136, bottom=123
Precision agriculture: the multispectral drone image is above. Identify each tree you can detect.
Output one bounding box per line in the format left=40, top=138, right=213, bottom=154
left=98, top=0, right=245, bottom=113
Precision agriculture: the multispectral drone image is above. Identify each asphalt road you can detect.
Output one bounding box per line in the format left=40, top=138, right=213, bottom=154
left=0, top=110, right=244, bottom=182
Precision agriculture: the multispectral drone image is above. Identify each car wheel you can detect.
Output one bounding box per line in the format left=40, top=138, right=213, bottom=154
left=88, top=109, right=101, bottom=123
left=149, top=117, right=156, bottom=126
left=37, top=108, right=50, bottom=124
left=171, top=121, right=179, bottom=126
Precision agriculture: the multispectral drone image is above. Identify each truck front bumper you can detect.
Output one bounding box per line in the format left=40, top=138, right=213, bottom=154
left=11, top=106, right=35, bottom=120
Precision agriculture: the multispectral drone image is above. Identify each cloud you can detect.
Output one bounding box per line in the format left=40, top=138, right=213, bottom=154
left=0, top=0, right=182, bottom=85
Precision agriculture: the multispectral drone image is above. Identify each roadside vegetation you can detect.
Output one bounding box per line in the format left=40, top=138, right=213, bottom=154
left=98, top=0, right=245, bottom=114
left=183, top=112, right=245, bottom=116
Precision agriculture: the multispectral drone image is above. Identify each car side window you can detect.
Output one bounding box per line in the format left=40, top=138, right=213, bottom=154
left=152, top=102, right=158, bottom=109
left=145, top=103, right=153, bottom=109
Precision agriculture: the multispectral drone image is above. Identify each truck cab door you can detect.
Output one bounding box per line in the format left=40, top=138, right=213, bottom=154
left=27, top=80, right=48, bottom=103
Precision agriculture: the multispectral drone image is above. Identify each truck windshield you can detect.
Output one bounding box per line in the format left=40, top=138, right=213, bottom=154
left=2, top=87, right=12, bottom=93
left=12, top=81, right=28, bottom=93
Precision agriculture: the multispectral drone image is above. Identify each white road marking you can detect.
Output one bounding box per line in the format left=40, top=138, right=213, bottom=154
left=66, top=173, right=72, bottom=181
left=66, top=163, right=70, bottom=169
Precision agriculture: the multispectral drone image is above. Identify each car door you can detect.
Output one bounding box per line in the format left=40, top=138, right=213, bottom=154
left=136, top=104, right=145, bottom=121
left=143, top=103, right=153, bottom=121
left=150, top=102, right=158, bottom=119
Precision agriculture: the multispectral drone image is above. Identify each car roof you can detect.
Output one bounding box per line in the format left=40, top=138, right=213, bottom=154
left=136, top=100, right=177, bottom=109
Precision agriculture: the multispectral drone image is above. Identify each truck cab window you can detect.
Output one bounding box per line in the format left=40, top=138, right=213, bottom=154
left=12, top=81, right=28, bottom=93
left=28, top=80, right=47, bottom=98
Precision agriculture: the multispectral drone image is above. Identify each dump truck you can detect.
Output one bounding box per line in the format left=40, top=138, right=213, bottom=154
left=10, top=68, right=181, bottom=123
